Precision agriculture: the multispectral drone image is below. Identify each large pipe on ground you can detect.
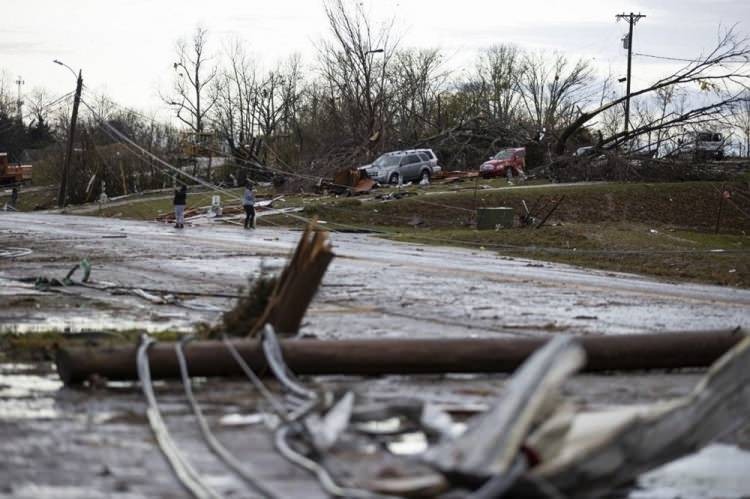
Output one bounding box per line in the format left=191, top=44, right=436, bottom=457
left=56, top=329, right=745, bottom=385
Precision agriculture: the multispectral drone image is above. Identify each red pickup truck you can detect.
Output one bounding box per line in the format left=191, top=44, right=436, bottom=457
left=479, top=147, right=526, bottom=179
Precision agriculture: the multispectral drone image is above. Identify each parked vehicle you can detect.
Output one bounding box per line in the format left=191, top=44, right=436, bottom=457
left=364, top=149, right=440, bottom=185
left=479, top=147, right=526, bottom=179
left=0, top=153, right=32, bottom=185
left=574, top=146, right=595, bottom=157
left=680, top=131, right=725, bottom=160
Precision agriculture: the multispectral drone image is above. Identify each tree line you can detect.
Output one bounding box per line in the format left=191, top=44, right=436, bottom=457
left=2, top=0, right=749, bottom=204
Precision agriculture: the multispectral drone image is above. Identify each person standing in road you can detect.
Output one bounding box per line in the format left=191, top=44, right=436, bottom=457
left=10, top=187, right=18, bottom=210
left=243, top=180, right=256, bottom=229
left=173, top=185, right=187, bottom=229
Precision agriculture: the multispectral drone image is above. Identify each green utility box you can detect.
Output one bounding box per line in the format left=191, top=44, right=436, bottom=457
left=476, top=207, right=514, bottom=230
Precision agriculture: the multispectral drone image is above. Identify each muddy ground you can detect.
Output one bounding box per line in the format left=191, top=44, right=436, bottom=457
left=1, top=212, right=750, bottom=498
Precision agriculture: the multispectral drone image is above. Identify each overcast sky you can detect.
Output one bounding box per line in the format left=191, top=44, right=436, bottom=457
left=1, top=0, right=748, bottom=121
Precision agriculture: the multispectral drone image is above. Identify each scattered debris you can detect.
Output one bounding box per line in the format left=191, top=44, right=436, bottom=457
left=375, top=191, right=417, bottom=202
left=154, top=195, right=286, bottom=224
left=128, top=325, right=750, bottom=498
left=535, top=195, right=565, bottom=229
left=0, top=247, right=32, bottom=258
left=438, top=171, right=480, bottom=184
left=352, top=178, right=377, bottom=194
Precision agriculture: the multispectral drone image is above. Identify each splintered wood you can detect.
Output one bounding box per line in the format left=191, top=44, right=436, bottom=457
left=250, top=221, right=334, bottom=336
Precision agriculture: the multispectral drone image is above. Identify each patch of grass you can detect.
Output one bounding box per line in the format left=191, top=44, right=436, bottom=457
left=0, top=185, right=58, bottom=211
left=336, top=198, right=363, bottom=208
left=94, top=190, right=242, bottom=220
left=207, top=269, right=278, bottom=338
left=388, top=224, right=749, bottom=287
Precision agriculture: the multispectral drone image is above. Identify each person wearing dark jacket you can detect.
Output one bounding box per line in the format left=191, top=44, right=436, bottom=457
left=10, top=187, right=18, bottom=210
left=173, top=185, right=187, bottom=229
left=243, top=181, right=255, bottom=229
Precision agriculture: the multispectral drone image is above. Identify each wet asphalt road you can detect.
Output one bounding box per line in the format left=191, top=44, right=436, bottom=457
left=1, top=212, right=750, bottom=498
left=0, top=212, right=748, bottom=336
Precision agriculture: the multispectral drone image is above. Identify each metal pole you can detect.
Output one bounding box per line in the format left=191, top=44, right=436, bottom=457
left=58, top=71, right=83, bottom=208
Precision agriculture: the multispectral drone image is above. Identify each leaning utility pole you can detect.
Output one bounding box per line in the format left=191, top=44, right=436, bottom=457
left=616, top=12, right=646, bottom=139
left=58, top=71, right=83, bottom=208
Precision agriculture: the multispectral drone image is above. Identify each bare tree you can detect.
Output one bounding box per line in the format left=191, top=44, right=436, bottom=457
left=213, top=40, right=258, bottom=157
left=213, top=43, right=304, bottom=174
left=475, top=44, right=521, bottom=123
left=516, top=51, right=594, bottom=136
left=318, top=0, right=396, bottom=151
left=164, top=26, right=218, bottom=134
left=25, top=87, right=52, bottom=126
left=0, top=70, right=14, bottom=115
left=556, top=26, right=750, bottom=154
left=390, top=48, right=448, bottom=142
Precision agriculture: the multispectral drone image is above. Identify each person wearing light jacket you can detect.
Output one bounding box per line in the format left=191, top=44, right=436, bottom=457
left=243, top=180, right=255, bottom=229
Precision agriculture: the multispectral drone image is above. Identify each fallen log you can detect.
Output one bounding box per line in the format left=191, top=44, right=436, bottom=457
left=56, top=329, right=744, bottom=385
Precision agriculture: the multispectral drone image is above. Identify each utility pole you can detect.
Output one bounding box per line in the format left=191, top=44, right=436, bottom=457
left=15, top=76, right=24, bottom=122
left=58, top=70, right=83, bottom=208
left=616, top=12, right=646, bottom=141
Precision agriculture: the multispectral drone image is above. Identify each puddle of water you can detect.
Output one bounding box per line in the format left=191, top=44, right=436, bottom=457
left=6, top=315, right=192, bottom=334
left=0, top=373, right=62, bottom=397
left=0, top=398, right=60, bottom=420
left=632, top=444, right=750, bottom=499
left=0, top=363, right=39, bottom=373
left=0, top=372, right=63, bottom=420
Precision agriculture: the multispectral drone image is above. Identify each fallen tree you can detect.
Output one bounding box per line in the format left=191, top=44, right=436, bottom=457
left=555, top=26, right=750, bottom=154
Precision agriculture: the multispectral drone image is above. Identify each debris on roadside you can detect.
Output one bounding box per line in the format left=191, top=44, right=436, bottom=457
left=375, top=191, right=417, bottom=202
left=42, top=225, right=750, bottom=499
left=17, top=260, right=225, bottom=311
left=352, top=177, right=377, bottom=194
left=438, top=171, right=480, bottom=184
left=121, top=325, right=750, bottom=498
left=517, top=195, right=566, bottom=229
left=535, top=195, right=565, bottom=229
left=24, top=258, right=92, bottom=290
left=154, top=195, right=289, bottom=225
left=322, top=167, right=378, bottom=196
